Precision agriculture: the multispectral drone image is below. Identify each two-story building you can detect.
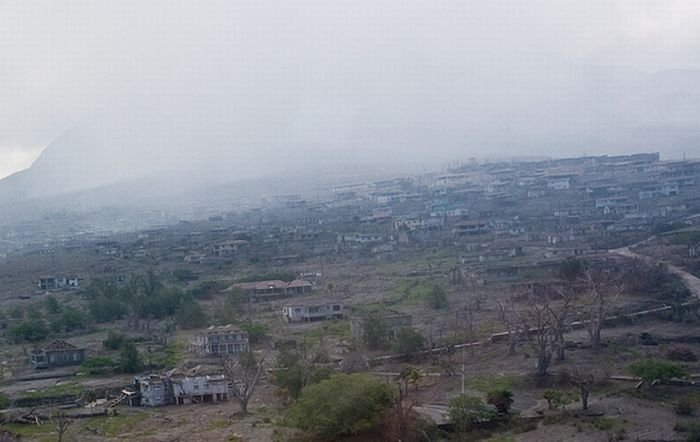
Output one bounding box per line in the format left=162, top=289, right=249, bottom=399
left=189, top=325, right=249, bottom=357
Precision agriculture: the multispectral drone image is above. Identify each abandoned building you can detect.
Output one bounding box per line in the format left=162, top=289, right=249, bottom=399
left=37, top=275, right=81, bottom=291
left=30, top=339, right=86, bottom=369
left=189, top=325, right=249, bottom=357
left=134, top=371, right=230, bottom=406
left=282, top=300, right=345, bottom=322
left=350, top=311, right=413, bottom=342
left=234, top=279, right=312, bottom=301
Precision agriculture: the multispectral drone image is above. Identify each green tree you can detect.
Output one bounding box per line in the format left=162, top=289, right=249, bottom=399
left=118, top=342, right=143, bottom=374
left=362, top=312, right=388, bottom=350
left=629, top=359, right=687, bottom=387
left=447, top=395, right=498, bottom=433
left=288, top=374, right=393, bottom=437
left=174, top=299, right=208, bottom=329
left=88, top=296, right=127, bottom=323
left=43, top=295, right=62, bottom=314
left=426, top=285, right=448, bottom=309
left=392, top=327, right=424, bottom=356
left=8, top=319, right=49, bottom=343
left=103, top=330, right=127, bottom=350
left=53, top=307, right=87, bottom=332
left=273, top=342, right=332, bottom=399
left=240, top=322, right=268, bottom=344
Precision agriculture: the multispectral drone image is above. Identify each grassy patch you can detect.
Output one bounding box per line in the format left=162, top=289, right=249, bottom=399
left=208, top=419, right=231, bottom=430
left=590, top=416, right=619, bottom=431
left=469, top=374, right=517, bottom=393
left=149, top=342, right=182, bottom=370
left=19, top=381, right=85, bottom=400
left=84, top=411, right=149, bottom=436
left=303, top=320, right=351, bottom=342
left=1, top=423, right=55, bottom=442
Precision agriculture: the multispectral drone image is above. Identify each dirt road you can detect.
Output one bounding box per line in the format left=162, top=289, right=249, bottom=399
left=610, top=244, right=700, bottom=299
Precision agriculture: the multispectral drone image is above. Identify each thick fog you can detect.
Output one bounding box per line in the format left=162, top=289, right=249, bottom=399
left=2, top=1, right=700, bottom=188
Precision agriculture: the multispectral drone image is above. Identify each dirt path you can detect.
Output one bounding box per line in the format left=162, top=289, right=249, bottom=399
left=610, top=244, right=700, bottom=299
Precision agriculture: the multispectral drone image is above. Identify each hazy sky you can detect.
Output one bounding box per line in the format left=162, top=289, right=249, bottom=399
left=2, top=0, right=700, bottom=180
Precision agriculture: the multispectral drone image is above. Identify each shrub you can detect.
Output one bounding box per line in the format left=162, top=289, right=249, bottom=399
left=0, top=392, right=9, bottom=410
left=8, top=319, right=49, bottom=343
left=287, top=374, right=392, bottom=437
left=425, top=286, right=448, bottom=309
left=448, top=395, right=498, bottom=432
left=82, top=356, right=116, bottom=375
left=486, top=389, right=514, bottom=414
left=118, top=342, right=143, bottom=374
left=666, top=345, right=697, bottom=362
left=173, top=268, right=199, bottom=282
left=628, top=359, right=687, bottom=385
left=175, top=300, right=208, bottom=329
left=542, top=389, right=572, bottom=410
left=103, top=330, right=127, bottom=350
left=392, top=327, right=424, bottom=356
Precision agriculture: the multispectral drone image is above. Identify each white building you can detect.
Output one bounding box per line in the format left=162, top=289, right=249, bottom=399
left=283, top=301, right=345, bottom=322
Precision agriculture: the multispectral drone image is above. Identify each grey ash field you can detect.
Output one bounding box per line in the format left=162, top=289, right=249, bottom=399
left=1, top=154, right=700, bottom=441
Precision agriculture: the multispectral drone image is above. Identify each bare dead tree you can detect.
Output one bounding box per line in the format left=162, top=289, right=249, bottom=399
left=577, top=269, right=622, bottom=350
left=496, top=297, right=520, bottom=356
left=222, top=350, right=268, bottom=416
left=545, top=286, right=574, bottom=362
left=565, top=366, right=600, bottom=412
left=519, top=296, right=556, bottom=378
left=50, top=410, right=73, bottom=442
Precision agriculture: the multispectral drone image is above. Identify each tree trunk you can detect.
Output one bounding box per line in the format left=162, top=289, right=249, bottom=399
left=555, top=335, right=566, bottom=361
left=537, top=353, right=551, bottom=377
left=590, top=326, right=601, bottom=350
left=508, top=333, right=516, bottom=356
left=580, top=386, right=589, bottom=411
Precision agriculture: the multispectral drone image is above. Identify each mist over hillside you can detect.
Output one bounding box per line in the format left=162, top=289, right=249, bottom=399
left=0, top=63, right=699, bottom=218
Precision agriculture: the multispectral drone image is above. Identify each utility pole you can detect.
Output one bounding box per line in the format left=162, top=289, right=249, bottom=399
left=461, top=343, right=466, bottom=394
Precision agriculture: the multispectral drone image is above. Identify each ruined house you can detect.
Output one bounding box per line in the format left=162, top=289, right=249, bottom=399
left=189, top=325, right=249, bottom=357
left=37, top=275, right=81, bottom=291
left=30, top=339, right=86, bottom=369
left=134, top=370, right=229, bottom=406
left=350, top=311, right=413, bottom=342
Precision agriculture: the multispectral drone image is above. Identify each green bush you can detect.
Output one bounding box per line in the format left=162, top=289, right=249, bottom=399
left=628, top=359, right=687, bottom=385
left=392, top=327, right=424, bottom=356
left=104, top=330, right=127, bottom=350
left=173, top=268, right=199, bottom=282
left=287, top=374, right=392, bottom=437
left=542, top=389, right=573, bottom=410
left=0, top=392, right=10, bottom=409
left=425, top=285, right=448, bottom=309
left=487, top=389, right=514, bottom=414
left=8, top=319, right=49, bottom=343
left=118, top=342, right=143, bottom=374
left=82, top=356, right=116, bottom=374
left=447, top=395, right=498, bottom=432
left=175, top=300, right=208, bottom=329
